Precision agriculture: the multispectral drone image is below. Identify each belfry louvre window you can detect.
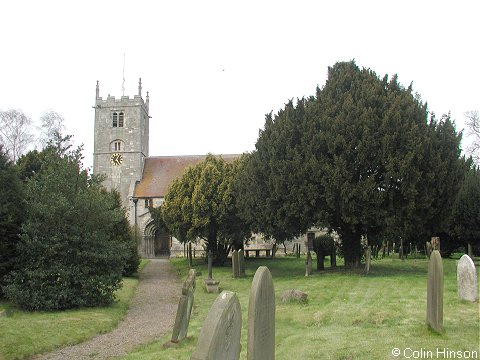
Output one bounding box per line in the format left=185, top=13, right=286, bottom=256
left=112, top=112, right=124, bottom=127
left=114, top=141, right=121, bottom=151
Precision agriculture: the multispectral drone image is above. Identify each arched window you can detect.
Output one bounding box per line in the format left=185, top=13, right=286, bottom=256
left=118, top=112, right=124, bottom=127
left=110, top=139, right=125, bottom=152
left=112, top=112, right=118, bottom=127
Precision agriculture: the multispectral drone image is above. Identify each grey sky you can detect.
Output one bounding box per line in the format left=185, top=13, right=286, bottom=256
left=1, top=0, right=478, bottom=169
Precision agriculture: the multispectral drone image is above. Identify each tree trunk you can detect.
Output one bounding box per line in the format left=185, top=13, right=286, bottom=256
left=314, top=247, right=325, bottom=271
left=340, top=229, right=362, bottom=268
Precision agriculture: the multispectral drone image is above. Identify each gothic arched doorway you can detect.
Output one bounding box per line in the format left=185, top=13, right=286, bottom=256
left=143, top=221, right=171, bottom=258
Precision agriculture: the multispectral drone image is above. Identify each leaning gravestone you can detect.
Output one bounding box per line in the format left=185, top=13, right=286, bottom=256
left=457, top=254, right=478, bottom=302
left=191, top=291, right=242, bottom=360
left=171, top=269, right=196, bottom=343
left=425, top=241, right=432, bottom=259
left=248, top=266, right=275, bottom=360
left=427, top=250, right=443, bottom=333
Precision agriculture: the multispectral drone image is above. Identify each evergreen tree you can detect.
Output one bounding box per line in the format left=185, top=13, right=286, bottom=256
left=0, top=146, right=24, bottom=296
left=453, top=166, right=480, bottom=253
left=161, top=154, right=251, bottom=265
left=4, top=136, right=128, bottom=310
left=237, top=61, right=465, bottom=267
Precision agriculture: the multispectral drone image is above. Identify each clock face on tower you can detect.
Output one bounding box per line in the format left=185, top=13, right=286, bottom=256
left=110, top=153, right=123, bottom=166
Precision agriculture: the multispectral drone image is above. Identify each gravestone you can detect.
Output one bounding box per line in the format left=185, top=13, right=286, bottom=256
left=232, top=250, right=240, bottom=278
left=427, top=250, right=443, bottom=333
left=239, top=249, right=246, bottom=277
left=280, top=289, right=307, bottom=303
left=191, top=291, right=242, bottom=360
left=305, top=251, right=312, bottom=276
left=248, top=266, right=275, bottom=360
left=425, top=242, right=432, bottom=258
left=457, top=254, right=478, bottom=302
left=171, top=269, right=196, bottom=343
left=365, top=246, right=372, bottom=274
left=205, top=251, right=219, bottom=293
left=431, top=237, right=440, bottom=252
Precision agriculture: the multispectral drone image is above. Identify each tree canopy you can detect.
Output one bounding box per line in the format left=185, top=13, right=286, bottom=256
left=160, top=154, right=250, bottom=265
left=4, top=136, right=133, bottom=310
left=236, top=61, right=466, bottom=267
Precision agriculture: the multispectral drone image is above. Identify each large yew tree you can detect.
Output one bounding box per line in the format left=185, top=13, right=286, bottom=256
left=236, top=61, right=465, bottom=267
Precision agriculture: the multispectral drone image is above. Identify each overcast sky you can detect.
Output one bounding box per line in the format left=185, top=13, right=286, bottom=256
left=1, top=0, right=478, bottom=169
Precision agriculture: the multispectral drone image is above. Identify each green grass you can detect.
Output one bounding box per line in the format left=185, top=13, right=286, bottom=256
left=122, top=255, right=480, bottom=360
left=0, top=276, right=140, bottom=360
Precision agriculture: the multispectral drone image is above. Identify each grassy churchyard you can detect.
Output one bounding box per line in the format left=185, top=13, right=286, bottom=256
left=0, top=256, right=478, bottom=360
left=122, top=255, right=479, bottom=360
left=0, top=260, right=149, bottom=360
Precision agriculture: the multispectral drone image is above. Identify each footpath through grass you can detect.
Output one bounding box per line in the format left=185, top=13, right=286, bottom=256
left=122, top=255, right=479, bottom=360
left=0, top=259, right=149, bottom=360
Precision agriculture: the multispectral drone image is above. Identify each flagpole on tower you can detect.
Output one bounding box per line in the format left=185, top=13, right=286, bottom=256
left=122, top=53, right=126, bottom=96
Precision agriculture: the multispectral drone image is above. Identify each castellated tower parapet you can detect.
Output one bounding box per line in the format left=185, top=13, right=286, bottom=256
left=93, top=78, right=150, bottom=212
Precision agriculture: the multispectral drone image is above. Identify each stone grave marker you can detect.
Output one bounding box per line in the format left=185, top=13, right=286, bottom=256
left=190, top=291, right=242, bottom=360
left=425, top=241, right=432, bottom=258
left=171, top=269, right=196, bottom=343
left=427, top=250, right=443, bottom=333
left=247, top=266, right=275, bottom=360
left=365, top=246, right=372, bottom=274
left=205, top=251, right=220, bottom=293
left=431, top=237, right=440, bottom=251
left=239, top=249, right=246, bottom=277
left=457, top=254, right=478, bottom=302
left=305, top=251, right=312, bottom=276
left=232, top=250, right=240, bottom=278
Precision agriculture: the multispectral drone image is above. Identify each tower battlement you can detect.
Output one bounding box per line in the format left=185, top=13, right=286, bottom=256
left=95, top=79, right=149, bottom=110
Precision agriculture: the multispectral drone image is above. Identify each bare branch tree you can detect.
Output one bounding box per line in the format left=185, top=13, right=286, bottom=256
left=0, top=109, right=34, bottom=162
left=37, top=110, right=66, bottom=148
left=464, top=110, right=479, bottom=163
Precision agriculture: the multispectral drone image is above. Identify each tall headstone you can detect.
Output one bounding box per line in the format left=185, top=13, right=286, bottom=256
left=248, top=266, right=275, bottom=360
left=427, top=250, right=444, bottom=333
left=431, top=237, right=440, bottom=252
left=365, top=246, right=372, bottom=274
left=232, top=250, right=240, bottom=278
left=191, top=291, right=242, bottom=360
left=239, top=249, right=246, bottom=277
left=457, top=254, right=478, bottom=302
left=171, top=269, right=196, bottom=343
left=426, top=242, right=432, bottom=259
left=305, top=251, right=312, bottom=276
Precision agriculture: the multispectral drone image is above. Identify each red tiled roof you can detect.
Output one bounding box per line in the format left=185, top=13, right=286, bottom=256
left=133, top=155, right=240, bottom=198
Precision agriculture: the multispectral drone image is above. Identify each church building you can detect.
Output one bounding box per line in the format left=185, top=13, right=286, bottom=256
left=92, top=79, right=239, bottom=258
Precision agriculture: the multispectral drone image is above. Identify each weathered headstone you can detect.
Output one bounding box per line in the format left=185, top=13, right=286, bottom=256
left=248, top=266, right=275, bottom=360
left=232, top=250, right=240, bottom=278
left=426, top=241, right=432, bottom=259
left=191, top=291, right=242, bottom=360
left=305, top=251, right=312, bottom=276
left=280, top=289, right=308, bottom=303
left=239, top=249, right=246, bottom=277
left=171, top=269, right=196, bottom=343
left=457, top=254, right=478, bottom=302
left=427, top=250, right=443, bottom=333
left=365, top=246, right=372, bottom=274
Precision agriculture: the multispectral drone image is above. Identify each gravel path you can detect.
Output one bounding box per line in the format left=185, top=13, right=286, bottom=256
left=34, top=259, right=181, bottom=360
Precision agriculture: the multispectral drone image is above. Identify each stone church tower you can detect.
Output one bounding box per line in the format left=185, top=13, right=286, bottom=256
left=92, top=79, right=149, bottom=212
